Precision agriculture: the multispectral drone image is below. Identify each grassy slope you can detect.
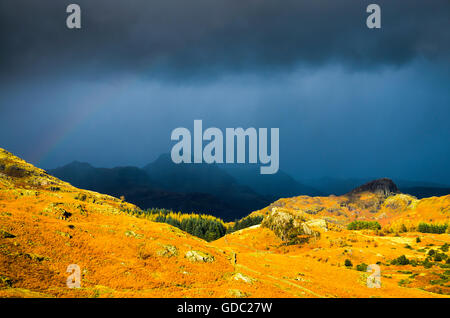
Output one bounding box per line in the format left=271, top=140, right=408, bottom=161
left=0, top=148, right=449, bottom=298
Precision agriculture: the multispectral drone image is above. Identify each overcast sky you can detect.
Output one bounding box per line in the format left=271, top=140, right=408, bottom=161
left=0, top=0, right=449, bottom=184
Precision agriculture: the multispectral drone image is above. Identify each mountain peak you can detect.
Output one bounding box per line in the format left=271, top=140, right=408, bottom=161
left=347, top=178, right=399, bottom=197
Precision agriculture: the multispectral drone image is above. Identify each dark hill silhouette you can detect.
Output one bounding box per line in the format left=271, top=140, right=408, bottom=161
left=142, top=154, right=270, bottom=216
left=144, top=154, right=242, bottom=196
left=50, top=161, right=154, bottom=195
left=224, top=165, right=322, bottom=198
left=49, top=158, right=271, bottom=220
left=400, top=186, right=450, bottom=199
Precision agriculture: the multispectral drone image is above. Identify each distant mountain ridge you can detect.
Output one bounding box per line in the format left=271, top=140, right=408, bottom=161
left=400, top=186, right=450, bottom=199
left=50, top=155, right=274, bottom=220
left=49, top=156, right=450, bottom=220
left=143, top=154, right=252, bottom=197
left=50, top=161, right=154, bottom=194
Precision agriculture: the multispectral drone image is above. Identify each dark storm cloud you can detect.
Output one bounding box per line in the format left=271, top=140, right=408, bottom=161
left=1, top=0, right=449, bottom=81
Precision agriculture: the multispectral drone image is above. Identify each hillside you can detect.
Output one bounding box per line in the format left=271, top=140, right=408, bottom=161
left=0, top=148, right=277, bottom=297
left=1, top=148, right=449, bottom=298
left=250, top=178, right=450, bottom=231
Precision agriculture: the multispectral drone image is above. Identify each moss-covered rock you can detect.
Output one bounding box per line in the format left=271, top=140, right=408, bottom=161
left=124, top=230, right=143, bottom=239
left=157, top=244, right=178, bottom=257
left=185, top=250, right=215, bottom=263
left=25, top=253, right=50, bottom=262
left=261, top=208, right=319, bottom=244
left=0, top=275, right=13, bottom=287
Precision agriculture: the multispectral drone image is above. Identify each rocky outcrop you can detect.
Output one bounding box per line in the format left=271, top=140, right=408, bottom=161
left=261, top=208, right=321, bottom=243
left=347, top=178, right=399, bottom=197
left=305, top=219, right=328, bottom=232
left=382, top=194, right=419, bottom=211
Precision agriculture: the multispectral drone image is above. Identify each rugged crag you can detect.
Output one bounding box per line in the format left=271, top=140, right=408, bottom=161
left=347, top=178, right=399, bottom=197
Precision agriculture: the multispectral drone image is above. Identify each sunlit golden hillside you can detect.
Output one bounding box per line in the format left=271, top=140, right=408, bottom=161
left=0, top=148, right=449, bottom=298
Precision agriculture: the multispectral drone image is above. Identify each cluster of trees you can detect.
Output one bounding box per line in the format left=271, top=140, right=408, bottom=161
left=345, top=262, right=375, bottom=271
left=347, top=220, right=381, bottom=230
left=356, top=263, right=368, bottom=271
left=391, top=255, right=410, bottom=265
left=227, top=215, right=263, bottom=233
left=123, top=208, right=265, bottom=242
left=427, top=249, right=449, bottom=263
left=382, top=222, right=449, bottom=235
left=389, top=249, right=450, bottom=268
left=417, top=222, right=448, bottom=234
left=139, top=208, right=227, bottom=241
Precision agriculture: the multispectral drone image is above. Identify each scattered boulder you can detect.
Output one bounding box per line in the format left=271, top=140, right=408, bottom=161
left=157, top=244, right=178, bottom=257
left=228, top=289, right=247, bottom=298
left=25, top=253, right=49, bottom=262
left=76, top=204, right=87, bottom=216
left=55, top=230, right=72, bottom=239
left=0, top=275, right=12, bottom=287
left=74, top=193, right=87, bottom=201
left=185, top=250, right=215, bottom=263
left=233, top=273, right=254, bottom=284
left=58, top=209, right=72, bottom=220
left=43, top=203, right=72, bottom=220
left=303, top=206, right=325, bottom=215
left=0, top=229, right=15, bottom=238
left=124, top=230, right=143, bottom=239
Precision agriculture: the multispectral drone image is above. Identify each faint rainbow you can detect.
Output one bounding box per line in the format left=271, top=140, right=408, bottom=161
left=31, top=82, right=128, bottom=167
